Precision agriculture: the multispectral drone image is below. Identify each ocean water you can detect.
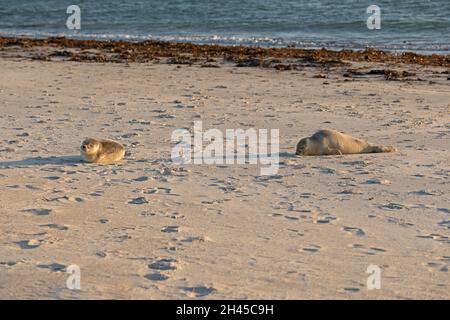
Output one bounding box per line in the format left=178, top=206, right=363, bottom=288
left=0, top=0, right=449, bottom=53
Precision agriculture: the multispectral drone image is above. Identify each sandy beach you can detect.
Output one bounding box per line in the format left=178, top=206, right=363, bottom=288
left=0, top=39, right=449, bottom=299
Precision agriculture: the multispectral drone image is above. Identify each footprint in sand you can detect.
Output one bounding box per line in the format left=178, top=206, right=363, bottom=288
left=128, top=197, right=148, bottom=205
left=40, top=223, right=69, bottom=231
left=22, top=208, right=52, bottom=216
left=269, top=213, right=284, bottom=217
left=96, top=251, right=107, bottom=258
left=410, top=189, right=443, bottom=196
left=365, top=178, right=391, bottom=185
left=417, top=233, right=449, bottom=243
left=0, top=261, right=18, bottom=267
left=313, top=214, right=336, bottom=224
left=301, top=245, right=321, bottom=253
left=437, top=220, right=450, bottom=229
left=133, top=176, right=149, bottom=182
left=363, top=247, right=387, bottom=255
left=37, top=263, right=66, bottom=272
left=145, top=273, right=169, bottom=281
left=44, top=195, right=84, bottom=204
left=182, top=286, right=216, bottom=298
left=424, top=261, right=449, bottom=273
left=339, top=188, right=364, bottom=195
left=343, top=287, right=360, bottom=293
left=181, top=235, right=213, bottom=243
left=148, top=258, right=178, bottom=271
left=342, top=226, right=366, bottom=237
left=161, top=226, right=179, bottom=233
left=348, top=243, right=386, bottom=255
left=16, top=239, right=42, bottom=249
left=379, top=203, right=406, bottom=210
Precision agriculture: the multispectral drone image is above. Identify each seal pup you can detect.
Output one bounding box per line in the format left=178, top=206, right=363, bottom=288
left=80, top=138, right=125, bottom=164
left=296, top=129, right=396, bottom=156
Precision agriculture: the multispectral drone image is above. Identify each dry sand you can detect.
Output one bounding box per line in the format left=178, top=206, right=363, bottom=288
left=0, top=49, right=449, bottom=299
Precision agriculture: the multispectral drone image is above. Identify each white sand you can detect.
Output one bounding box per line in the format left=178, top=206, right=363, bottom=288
left=0, top=58, right=449, bottom=299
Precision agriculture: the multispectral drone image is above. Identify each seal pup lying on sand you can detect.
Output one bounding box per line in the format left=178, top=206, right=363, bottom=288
left=296, top=129, right=397, bottom=156
left=80, top=138, right=125, bottom=164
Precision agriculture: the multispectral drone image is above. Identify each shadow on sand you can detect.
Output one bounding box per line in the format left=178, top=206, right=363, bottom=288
left=0, top=153, right=298, bottom=169
left=279, top=152, right=298, bottom=159
left=0, top=155, right=83, bottom=168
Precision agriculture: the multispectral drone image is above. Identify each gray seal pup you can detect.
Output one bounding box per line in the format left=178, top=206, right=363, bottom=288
left=296, top=129, right=397, bottom=156
left=80, top=138, right=125, bottom=164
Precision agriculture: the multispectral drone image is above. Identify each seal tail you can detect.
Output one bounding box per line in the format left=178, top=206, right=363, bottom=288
left=364, top=145, right=397, bottom=153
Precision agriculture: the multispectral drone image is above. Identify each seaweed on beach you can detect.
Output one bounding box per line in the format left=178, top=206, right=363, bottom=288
left=344, top=68, right=418, bottom=80
left=0, top=36, right=449, bottom=69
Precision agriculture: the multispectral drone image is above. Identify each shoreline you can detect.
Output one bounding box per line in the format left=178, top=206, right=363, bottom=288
left=1, top=36, right=450, bottom=68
